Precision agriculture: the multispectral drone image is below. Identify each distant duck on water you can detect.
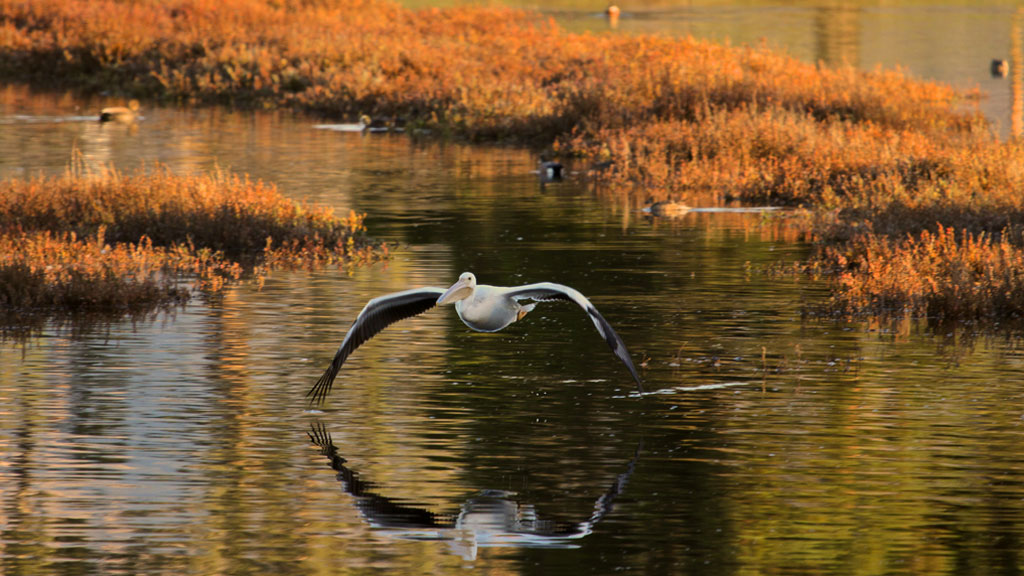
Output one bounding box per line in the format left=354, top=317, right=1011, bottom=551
left=359, top=114, right=404, bottom=133
left=540, top=160, right=563, bottom=181
left=992, top=59, right=1010, bottom=78
left=99, top=100, right=140, bottom=123
left=605, top=4, right=620, bottom=27
left=537, top=155, right=563, bottom=182
left=644, top=201, right=691, bottom=217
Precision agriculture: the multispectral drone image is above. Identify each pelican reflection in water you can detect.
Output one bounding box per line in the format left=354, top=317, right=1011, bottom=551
left=309, top=272, right=643, bottom=404
left=308, top=422, right=639, bottom=560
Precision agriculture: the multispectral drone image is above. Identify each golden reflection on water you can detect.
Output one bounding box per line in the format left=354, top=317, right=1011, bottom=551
left=1011, top=7, right=1023, bottom=139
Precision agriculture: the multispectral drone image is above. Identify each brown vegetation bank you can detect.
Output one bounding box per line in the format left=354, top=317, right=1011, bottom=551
left=0, top=165, right=384, bottom=325
left=2, top=0, right=1024, bottom=324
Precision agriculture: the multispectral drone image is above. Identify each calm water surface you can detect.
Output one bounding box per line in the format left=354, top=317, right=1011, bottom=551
left=4, top=4, right=1024, bottom=574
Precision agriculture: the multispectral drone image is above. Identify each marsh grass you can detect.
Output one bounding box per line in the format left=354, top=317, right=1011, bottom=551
left=819, top=225, right=1024, bottom=322
left=2, top=0, right=1023, bottom=323
left=0, top=0, right=979, bottom=141
left=0, top=165, right=384, bottom=322
left=792, top=137, right=1024, bottom=322
left=0, top=228, right=189, bottom=315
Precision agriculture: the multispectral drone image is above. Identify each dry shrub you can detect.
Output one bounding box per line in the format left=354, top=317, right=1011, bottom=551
left=0, top=228, right=189, bottom=312
left=558, top=106, right=964, bottom=206
left=0, top=165, right=374, bottom=261
left=825, top=226, right=1024, bottom=321
left=0, top=166, right=385, bottom=320
left=0, top=0, right=979, bottom=142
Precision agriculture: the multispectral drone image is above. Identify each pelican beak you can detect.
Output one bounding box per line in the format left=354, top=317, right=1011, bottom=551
left=437, top=277, right=473, bottom=305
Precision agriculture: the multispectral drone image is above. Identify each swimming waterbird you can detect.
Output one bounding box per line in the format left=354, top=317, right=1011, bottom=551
left=99, top=100, right=140, bottom=123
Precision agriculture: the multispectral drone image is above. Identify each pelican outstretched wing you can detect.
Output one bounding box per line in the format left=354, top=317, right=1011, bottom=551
left=503, top=283, right=643, bottom=392
left=309, top=287, right=446, bottom=404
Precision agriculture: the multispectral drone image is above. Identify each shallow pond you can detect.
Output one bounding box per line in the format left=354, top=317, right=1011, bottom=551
left=4, top=3, right=1024, bottom=574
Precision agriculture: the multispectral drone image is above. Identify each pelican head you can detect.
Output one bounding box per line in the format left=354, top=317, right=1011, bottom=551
left=437, top=272, right=476, bottom=305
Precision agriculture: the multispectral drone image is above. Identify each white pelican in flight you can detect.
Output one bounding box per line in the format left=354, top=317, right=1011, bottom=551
left=309, top=272, right=643, bottom=403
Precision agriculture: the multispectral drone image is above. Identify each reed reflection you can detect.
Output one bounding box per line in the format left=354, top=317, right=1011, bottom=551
left=814, top=3, right=861, bottom=68
left=1011, top=7, right=1023, bottom=139
left=307, top=422, right=639, bottom=561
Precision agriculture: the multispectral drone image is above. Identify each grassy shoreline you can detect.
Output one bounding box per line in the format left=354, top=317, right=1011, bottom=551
left=3, top=0, right=1024, bottom=324
left=0, top=165, right=386, bottom=324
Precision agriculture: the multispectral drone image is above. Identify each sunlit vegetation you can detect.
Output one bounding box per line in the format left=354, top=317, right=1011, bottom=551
left=1, top=0, right=1023, bottom=323
left=0, top=165, right=384, bottom=323
left=819, top=225, right=1024, bottom=321
left=796, top=136, right=1024, bottom=322
left=0, top=0, right=976, bottom=142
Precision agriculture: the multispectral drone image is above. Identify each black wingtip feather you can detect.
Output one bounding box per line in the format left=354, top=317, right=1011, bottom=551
left=630, top=365, right=645, bottom=393
left=586, top=304, right=643, bottom=393
left=308, top=362, right=340, bottom=406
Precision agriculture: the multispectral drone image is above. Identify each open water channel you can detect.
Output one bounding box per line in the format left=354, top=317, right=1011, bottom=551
left=3, top=2, right=1024, bottom=574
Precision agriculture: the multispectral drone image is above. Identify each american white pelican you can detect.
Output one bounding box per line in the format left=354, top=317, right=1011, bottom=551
left=99, top=99, right=140, bottom=123
left=309, top=272, right=643, bottom=403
